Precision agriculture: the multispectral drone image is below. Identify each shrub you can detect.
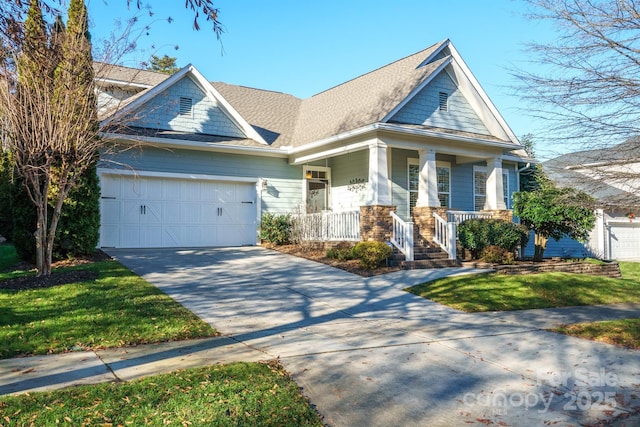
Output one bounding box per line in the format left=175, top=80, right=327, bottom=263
left=0, top=150, right=14, bottom=241
left=259, top=212, right=292, bottom=245
left=326, top=242, right=354, bottom=261
left=352, top=241, right=392, bottom=270
left=481, top=245, right=515, bottom=264
left=458, top=218, right=529, bottom=259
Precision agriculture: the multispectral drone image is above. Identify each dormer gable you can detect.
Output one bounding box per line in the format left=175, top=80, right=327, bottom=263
left=103, top=64, right=267, bottom=145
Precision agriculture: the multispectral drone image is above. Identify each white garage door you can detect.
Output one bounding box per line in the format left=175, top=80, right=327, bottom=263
left=609, top=222, right=640, bottom=260
left=100, top=175, right=257, bottom=248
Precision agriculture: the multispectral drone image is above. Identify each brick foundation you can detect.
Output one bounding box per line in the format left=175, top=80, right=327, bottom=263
left=411, top=206, right=447, bottom=245
left=484, top=209, right=513, bottom=222
left=359, top=205, right=396, bottom=242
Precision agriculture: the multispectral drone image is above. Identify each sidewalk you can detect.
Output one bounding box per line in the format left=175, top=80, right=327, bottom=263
left=0, top=336, right=267, bottom=396
left=1, top=301, right=638, bottom=397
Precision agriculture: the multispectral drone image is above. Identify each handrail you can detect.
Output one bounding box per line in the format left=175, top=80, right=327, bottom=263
left=447, top=210, right=493, bottom=224
left=433, top=212, right=457, bottom=260
left=390, top=211, right=414, bottom=261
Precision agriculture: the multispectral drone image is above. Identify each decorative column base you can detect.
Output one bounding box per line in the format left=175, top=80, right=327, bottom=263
left=483, top=209, right=513, bottom=222
left=360, top=205, right=396, bottom=242
left=412, top=206, right=448, bottom=245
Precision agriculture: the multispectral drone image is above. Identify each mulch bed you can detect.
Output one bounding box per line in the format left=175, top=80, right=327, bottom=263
left=265, top=243, right=401, bottom=277
left=0, top=250, right=112, bottom=291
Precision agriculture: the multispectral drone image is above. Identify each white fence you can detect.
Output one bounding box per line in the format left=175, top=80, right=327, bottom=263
left=294, top=211, right=360, bottom=241
left=447, top=210, right=494, bottom=224
left=391, top=211, right=414, bottom=261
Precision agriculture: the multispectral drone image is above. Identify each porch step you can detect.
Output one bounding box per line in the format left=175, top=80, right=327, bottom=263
left=388, top=244, right=460, bottom=269
left=394, top=258, right=461, bottom=269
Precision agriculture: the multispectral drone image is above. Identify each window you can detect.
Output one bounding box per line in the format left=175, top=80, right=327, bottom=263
left=179, top=97, right=193, bottom=116
left=436, top=162, right=451, bottom=208
left=408, top=159, right=451, bottom=215
left=473, top=166, right=510, bottom=211
left=304, top=166, right=331, bottom=213
left=438, top=92, right=448, bottom=111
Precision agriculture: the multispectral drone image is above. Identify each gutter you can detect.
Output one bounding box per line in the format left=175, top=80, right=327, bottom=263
left=100, top=133, right=289, bottom=158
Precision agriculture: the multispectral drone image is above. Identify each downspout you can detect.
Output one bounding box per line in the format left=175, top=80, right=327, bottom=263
left=516, top=162, right=531, bottom=259
left=516, top=162, right=531, bottom=193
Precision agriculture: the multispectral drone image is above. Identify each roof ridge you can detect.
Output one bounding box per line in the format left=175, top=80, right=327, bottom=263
left=212, top=81, right=301, bottom=98
left=308, top=40, right=446, bottom=98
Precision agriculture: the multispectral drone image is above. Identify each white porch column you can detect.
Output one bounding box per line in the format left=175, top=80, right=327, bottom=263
left=365, top=141, right=392, bottom=205
left=485, top=157, right=506, bottom=210
left=415, top=149, right=440, bottom=207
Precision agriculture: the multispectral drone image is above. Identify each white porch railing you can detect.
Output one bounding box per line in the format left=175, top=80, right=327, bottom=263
left=294, top=211, right=360, bottom=241
left=447, top=210, right=493, bottom=224
left=433, top=212, right=457, bottom=260
left=390, top=211, right=414, bottom=261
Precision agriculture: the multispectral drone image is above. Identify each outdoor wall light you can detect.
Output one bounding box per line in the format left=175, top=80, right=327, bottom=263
left=261, top=179, right=268, bottom=191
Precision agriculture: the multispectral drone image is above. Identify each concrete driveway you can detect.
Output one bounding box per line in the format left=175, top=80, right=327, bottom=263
left=108, top=247, right=640, bottom=427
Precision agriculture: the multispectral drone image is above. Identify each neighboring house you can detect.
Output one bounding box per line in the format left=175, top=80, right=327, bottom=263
left=526, top=140, right=640, bottom=260
left=95, top=39, right=534, bottom=260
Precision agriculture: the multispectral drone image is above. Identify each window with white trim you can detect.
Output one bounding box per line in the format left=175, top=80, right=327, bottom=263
left=304, top=166, right=331, bottom=213
left=436, top=161, right=451, bottom=208
left=473, top=166, right=510, bottom=211
left=408, top=159, right=451, bottom=214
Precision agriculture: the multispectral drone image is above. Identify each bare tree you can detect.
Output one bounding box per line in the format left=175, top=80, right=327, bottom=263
left=517, top=1, right=640, bottom=145
left=516, top=0, right=640, bottom=199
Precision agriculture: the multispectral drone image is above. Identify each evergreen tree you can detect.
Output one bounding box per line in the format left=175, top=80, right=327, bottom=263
left=147, top=54, right=180, bottom=74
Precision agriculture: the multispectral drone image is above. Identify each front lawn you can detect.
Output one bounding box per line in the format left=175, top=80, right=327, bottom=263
left=406, top=261, right=640, bottom=312
left=0, top=252, right=217, bottom=359
left=554, top=318, right=640, bottom=349
left=0, top=362, right=323, bottom=426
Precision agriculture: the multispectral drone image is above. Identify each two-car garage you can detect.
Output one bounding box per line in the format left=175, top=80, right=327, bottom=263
left=99, top=173, right=258, bottom=248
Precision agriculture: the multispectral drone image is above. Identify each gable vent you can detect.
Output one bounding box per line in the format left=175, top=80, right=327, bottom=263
left=438, top=92, right=448, bottom=111
left=179, top=97, right=193, bottom=116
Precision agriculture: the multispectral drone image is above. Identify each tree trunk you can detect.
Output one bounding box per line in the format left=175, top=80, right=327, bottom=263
left=533, top=232, right=548, bottom=262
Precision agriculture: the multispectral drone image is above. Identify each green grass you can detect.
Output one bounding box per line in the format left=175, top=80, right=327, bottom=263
left=406, top=261, right=640, bottom=312
left=554, top=318, right=640, bottom=349
left=0, top=362, right=323, bottom=426
left=0, top=258, right=217, bottom=359
left=0, top=244, right=19, bottom=272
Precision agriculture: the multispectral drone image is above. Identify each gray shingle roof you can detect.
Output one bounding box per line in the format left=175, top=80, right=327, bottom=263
left=211, top=83, right=302, bottom=147
left=544, top=140, right=640, bottom=208
left=94, top=62, right=170, bottom=87
left=291, top=42, right=448, bottom=146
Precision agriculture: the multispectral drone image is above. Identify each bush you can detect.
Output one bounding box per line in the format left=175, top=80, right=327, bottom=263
left=458, top=218, right=529, bottom=259
left=326, top=242, right=354, bottom=261
left=52, top=163, right=101, bottom=259
left=481, top=245, right=515, bottom=264
left=0, top=150, right=14, bottom=241
left=352, top=241, right=392, bottom=270
left=259, top=212, right=292, bottom=245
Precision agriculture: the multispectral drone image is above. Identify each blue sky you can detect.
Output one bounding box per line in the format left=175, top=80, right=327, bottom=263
left=86, top=0, right=558, bottom=159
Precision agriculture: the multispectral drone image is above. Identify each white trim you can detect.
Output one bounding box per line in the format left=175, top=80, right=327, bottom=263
left=380, top=57, right=453, bottom=122
left=101, top=133, right=288, bottom=158
left=97, top=167, right=259, bottom=184
left=96, top=78, right=153, bottom=89
left=303, top=165, right=331, bottom=212
left=408, top=158, right=419, bottom=215
left=473, top=165, right=510, bottom=210
left=101, top=64, right=268, bottom=145
left=436, top=161, right=451, bottom=208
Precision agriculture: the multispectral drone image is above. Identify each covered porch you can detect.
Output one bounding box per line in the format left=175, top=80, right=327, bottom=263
left=288, top=127, right=522, bottom=262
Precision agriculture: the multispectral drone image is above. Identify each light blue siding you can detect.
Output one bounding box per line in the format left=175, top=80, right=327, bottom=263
left=329, top=150, right=369, bottom=211
left=100, top=147, right=302, bottom=214
left=523, top=234, right=593, bottom=259
left=451, top=163, right=474, bottom=211
left=391, top=71, right=491, bottom=136
left=128, top=76, right=246, bottom=138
